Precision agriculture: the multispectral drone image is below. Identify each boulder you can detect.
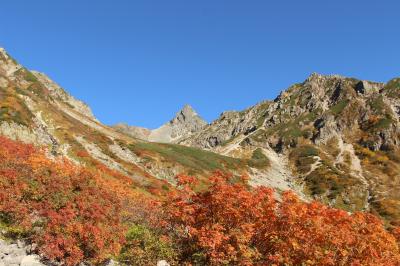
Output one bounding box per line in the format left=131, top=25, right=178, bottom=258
left=20, top=255, right=44, bottom=266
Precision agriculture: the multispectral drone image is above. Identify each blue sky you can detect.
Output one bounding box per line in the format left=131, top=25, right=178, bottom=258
left=1, top=1, right=399, bottom=128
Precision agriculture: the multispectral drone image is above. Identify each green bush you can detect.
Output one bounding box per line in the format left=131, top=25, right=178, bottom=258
left=369, top=96, right=386, bottom=113
left=15, top=68, right=38, bottom=83
left=24, top=71, right=38, bottom=82
left=118, top=224, right=177, bottom=266
left=128, top=142, right=244, bottom=172
left=330, top=100, right=349, bottom=115
left=374, top=117, right=393, bottom=129
left=384, top=78, right=400, bottom=98
left=298, top=145, right=319, bottom=157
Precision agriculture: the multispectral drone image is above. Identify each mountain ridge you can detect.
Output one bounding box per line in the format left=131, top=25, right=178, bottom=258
left=179, top=72, right=400, bottom=225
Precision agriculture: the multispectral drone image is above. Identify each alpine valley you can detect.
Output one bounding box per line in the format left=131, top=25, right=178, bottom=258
left=1, top=48, right=400, bottom=265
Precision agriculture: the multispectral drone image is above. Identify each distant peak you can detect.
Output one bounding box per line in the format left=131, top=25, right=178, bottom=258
left=180, top=104, right=197, bottom=116
left=170, top=104, right=206, bottom=125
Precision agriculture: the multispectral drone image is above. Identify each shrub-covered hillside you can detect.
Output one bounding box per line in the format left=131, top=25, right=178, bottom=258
left=1, top=136, right=400, bottom=265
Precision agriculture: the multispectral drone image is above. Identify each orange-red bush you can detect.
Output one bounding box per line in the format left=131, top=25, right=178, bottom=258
left=2, top=135, right=400, bottom=266
left=0, top=136, right=125, bottom=265
left=163, top=171, right=400, bottom=265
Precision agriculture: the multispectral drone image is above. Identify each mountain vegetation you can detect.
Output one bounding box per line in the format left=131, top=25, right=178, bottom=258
left=1, top=136, right=399, bottom=265
left=1, top=47, right=400, bottom=265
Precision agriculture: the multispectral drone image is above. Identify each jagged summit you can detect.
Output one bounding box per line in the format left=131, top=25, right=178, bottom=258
left=181, top=104, right=198, bottom=116
left=169, top=104, right=206, bottom=126
left=113, top=104, right=207, bottom=143
left=148, top=105, right=206, bottom=142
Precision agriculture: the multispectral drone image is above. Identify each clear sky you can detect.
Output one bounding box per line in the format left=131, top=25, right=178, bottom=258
left=0, top=1, right=399, bottom=128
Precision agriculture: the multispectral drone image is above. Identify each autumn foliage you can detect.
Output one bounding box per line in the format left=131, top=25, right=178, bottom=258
left=163, top=172, right=400, bottom=265
left=1, top=136, right=400, bottom=265
left=0, top=136, right=127, bottom=265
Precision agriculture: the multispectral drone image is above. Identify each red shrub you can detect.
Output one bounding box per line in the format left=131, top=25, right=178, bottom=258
left=163, top=171, right=400, bottom=265
left=2, top=135, right=399, bottom=265
left=0, top=136, right=125, bottom=265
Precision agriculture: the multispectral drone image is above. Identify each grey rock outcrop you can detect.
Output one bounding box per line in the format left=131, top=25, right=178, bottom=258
left=179, top=101, right=270, bottom=149
left=0, top=239, right=44, bottom=266
left=355, top=80, right=384, bottom=95
left=0, top=48, right=22, bottom=77
left=31, top=71, right=98, bottom=122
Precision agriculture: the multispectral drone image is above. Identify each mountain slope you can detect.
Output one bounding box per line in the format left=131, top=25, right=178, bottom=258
left=2, top=47, right=398, bottom=225
left=181, top=73, right=400, bottom=225
left=0, top=47, right=271, bottom=193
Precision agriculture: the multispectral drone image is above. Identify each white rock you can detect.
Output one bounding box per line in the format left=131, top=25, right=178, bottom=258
left=16, top=240, right=24, bottom=249
left=20, top=255, right=44, bottom=266
left=2, top=255, right=23, bottom=265
left=157, top=260, right=170, bottom=266
left=104, top=259, right=119, bottom=266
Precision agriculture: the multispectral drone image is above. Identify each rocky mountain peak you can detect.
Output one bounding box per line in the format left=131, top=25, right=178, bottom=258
left=170, top=104, right=205, bottom=125
left=182, top=104, right=196, bottom=115
left=148, top=105, right=207, bottom=143
left=113, top=104, right=207, bottom=143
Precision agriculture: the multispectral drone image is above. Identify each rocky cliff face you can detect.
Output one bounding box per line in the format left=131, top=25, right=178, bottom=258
left=113, top=104, right=207, bottom=143
left=181, top=73, right=400, bottom=225
left=31, top=71, right=98, bottom=121
left=182, top=73, right=400, bottom=152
